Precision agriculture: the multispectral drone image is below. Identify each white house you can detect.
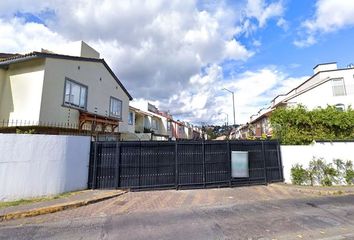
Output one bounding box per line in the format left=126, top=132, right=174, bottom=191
left=243, top=62, right=354, bottom=138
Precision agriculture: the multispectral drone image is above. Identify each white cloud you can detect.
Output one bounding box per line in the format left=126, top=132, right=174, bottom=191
left=276, top=17, right=288, bottom=30
left=245, top=0, right=284, bottom=28
left=295, top=0, right=354, bottom=47
left=0, top=18, right=68, bottom=53
left=293, top=35, right=317, bottom=48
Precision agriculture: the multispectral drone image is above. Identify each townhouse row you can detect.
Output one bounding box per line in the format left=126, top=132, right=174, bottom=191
left=235, top=62, right=354, bottom=139
left=123, top=102, right=204, bottom=141
left=0, top=41, right=204, bottom=140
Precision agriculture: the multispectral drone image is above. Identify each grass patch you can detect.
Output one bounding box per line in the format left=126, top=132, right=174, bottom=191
left=0, top=191, right=83, bottom=209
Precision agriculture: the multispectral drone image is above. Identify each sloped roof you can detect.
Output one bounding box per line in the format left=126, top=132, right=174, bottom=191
left=0, top=53, right=22, bottom=59
left=0, top=51, right=133, bottom=100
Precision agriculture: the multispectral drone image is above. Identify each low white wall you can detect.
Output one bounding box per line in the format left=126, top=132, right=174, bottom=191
left=281, top=142, right=354, bottom=184
left=0, top=134, right=91, bottom=201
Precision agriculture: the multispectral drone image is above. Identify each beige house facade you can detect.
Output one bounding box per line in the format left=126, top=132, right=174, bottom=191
left=0, top=42, right=132, bottom=135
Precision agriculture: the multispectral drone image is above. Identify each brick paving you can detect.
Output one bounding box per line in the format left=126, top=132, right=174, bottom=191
left=0, top=184, right=317, bottom=226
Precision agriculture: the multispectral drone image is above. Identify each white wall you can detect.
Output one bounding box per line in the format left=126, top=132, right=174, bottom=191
left=287, top=69, right=354, bottom=110
left=0, top=59, right=45, bottom=122
left=281, top=142, right=354, bottom=184
left=0, top=134, right=91, bottom=201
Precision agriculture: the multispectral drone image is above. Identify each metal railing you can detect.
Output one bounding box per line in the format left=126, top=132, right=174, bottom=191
left=0, top=119, right=117, bottom=138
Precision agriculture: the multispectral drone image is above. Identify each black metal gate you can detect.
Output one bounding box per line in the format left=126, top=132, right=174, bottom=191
left=88, top=140, right=283, bottom=190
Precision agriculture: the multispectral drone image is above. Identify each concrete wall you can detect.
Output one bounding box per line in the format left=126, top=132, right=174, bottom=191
left=281, top=142, right=354, bottom=184
left=41, top=58, right=130, bottom=132
left=0, top=59, right=45, bottom=122
left=0, top=134, right=90, bottom=201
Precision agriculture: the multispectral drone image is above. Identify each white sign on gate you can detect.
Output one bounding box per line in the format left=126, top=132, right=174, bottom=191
left=231, top=151, right=249, bottom=178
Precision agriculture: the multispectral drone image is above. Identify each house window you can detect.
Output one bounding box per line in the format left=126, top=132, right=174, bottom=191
left=109, top=97, right=122, bottom=119
left=167, top=120, right=171, bottom=131
left=179, top=125, right=184, bottom=134
left=335, top=104, right=345, bottom=111
left=152, top=118, right=158, bottom=130
left=144, top=116, right=150, bottom=128
left=128, top=112, right=134, bottom=125
left=64, top=78, right=87, bottom=109
left=332, top=78, right=346, bottom=96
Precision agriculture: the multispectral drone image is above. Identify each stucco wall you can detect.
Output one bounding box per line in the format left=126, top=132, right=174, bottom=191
left=0, top=59, right=45, bottom=122
left=40, top=58, right=130, bottom=132
left=0, top=134, right=90, bottom=201
left=281, top=142, right=354, bottom=184
left=288, top=69, right=354, bottom=110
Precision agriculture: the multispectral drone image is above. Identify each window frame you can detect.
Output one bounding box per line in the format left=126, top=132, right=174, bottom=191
left=63, top=77, right=88, bottom=110
left=152, top=118, right=159, bottom=130
left=109, top=96, right=123, bottom=119
left=128, top=111, right=134, bottom=125
left=167, top=119, right=171, bottom=131
left=332, top=78, right=347, bottom=96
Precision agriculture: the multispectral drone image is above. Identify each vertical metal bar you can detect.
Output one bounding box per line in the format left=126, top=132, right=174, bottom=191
left=92, top=141, right=98, bottom=189
left=261, top=141, right=267, bottom=184
left=202, top=140, right=206, bottom=188
left=115, top=141, right=121, bottom=188
left=175, top=141, right=178, bottom=189
left=139, top=141, right=142, bottom=188
left=276, top=141, right=284, bottom=182
left=227, top=140, right=232, bottom=187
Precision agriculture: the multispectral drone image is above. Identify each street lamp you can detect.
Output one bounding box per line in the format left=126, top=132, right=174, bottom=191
left=222, top=88, right=236, bottom=126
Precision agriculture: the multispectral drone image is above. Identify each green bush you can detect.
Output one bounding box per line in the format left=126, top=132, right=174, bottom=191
left=291, top=157, right=352, bottom=186
left=345, top=160, right=354, bottom=185
left=345, top=170, right=354, bottom=185
left=270, top=105, right=354, bottom=145
left=291, top=164, right=308, bottom=185
left=16, top=129, right=35, bottom=134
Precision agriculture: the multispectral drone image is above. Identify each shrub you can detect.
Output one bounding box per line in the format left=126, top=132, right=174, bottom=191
left=16, top=128, right=35, bottom=134
left=345, top=160, right=354, bottom=185
left=270, top=105, right=354, bottom=145
left=291, top=158, right=353, bottom=186
left=291, top=164, right=308, bottom=185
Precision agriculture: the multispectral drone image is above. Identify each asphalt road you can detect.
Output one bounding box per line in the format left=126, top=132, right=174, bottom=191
left=1, top=193, right=354, bottom=240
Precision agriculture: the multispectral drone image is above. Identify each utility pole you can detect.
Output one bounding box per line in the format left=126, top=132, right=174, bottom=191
left=222, top=88, right=235, bottom=126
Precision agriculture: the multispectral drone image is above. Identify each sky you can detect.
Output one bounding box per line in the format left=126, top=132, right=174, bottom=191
left=1, top=0, right=354, bottom=125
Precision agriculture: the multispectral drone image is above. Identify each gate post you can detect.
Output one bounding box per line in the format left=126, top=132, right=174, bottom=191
left=261, top=141, right=267, bottom=184
left=276, top=141, right=284, bottom=181
left=92, top=141, right=98, bottom=189
left=115, top=141, right=121, bottom=189
left=175, top=141, right=178, bottom=190
left=202, top=140, right=206, bottom=188
left=227, top=140, right=232, bottom=187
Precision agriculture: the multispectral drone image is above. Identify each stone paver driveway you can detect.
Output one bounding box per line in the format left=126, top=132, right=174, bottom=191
left=1, top=184, right=315, bottom=225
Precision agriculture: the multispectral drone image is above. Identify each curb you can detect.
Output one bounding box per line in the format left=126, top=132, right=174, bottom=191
left=271, top=183, right=354, bottom=196
left=0, top=190, right=126, bottom=222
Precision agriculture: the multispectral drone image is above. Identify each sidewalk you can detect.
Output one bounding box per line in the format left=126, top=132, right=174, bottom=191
left=0, top=189, right=126, bottom=222
left=272, top=183, right=354, bottom=195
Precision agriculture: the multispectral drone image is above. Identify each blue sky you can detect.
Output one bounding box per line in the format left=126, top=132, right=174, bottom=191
left=1, top=0, right=354, bottom=124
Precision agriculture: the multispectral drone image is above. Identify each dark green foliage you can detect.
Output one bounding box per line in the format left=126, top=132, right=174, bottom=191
left=270, top=105, right=354, bottom=144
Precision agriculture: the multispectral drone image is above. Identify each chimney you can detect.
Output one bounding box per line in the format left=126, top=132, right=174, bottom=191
left=313, top=62, right=337, bottom=74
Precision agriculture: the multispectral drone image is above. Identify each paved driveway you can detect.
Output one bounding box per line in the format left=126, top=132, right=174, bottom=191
left=1, top=184, right=313, bottom=224
left=1, top=185, right=354, bottom=240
